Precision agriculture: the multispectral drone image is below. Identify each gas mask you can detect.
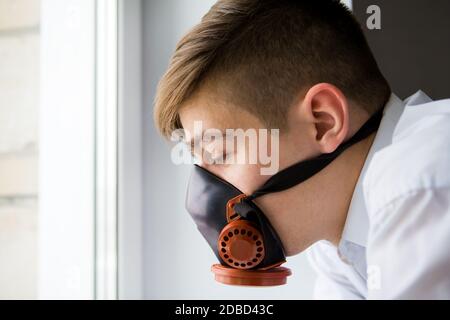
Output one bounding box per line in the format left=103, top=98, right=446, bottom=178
left=185, top=108, right=383, bottom=286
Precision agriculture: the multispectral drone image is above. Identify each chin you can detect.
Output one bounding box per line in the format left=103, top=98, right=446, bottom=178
left=284, top=247, right=307, bottom=257
left=284, top=243, right=309, bottom=257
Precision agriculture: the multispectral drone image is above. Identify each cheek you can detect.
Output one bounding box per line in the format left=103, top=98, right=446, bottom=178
left=217, top=164, right=268, bottom=195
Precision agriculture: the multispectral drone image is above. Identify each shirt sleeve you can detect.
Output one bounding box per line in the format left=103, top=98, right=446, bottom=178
left=367, top=187, right=450, bottom=299
left=307, top=241, right=365, bottom=300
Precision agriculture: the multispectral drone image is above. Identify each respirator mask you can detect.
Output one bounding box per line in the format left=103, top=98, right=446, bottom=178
left=185, top=108, right=383, bottom=286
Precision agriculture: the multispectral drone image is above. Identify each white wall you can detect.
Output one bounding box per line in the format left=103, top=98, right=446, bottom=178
left=0, top=0, right=40, bottom=299
left=142, top=0, right=316, bottom=299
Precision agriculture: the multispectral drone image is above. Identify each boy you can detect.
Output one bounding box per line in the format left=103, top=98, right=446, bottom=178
left=154, top=0, right=450, bottom=299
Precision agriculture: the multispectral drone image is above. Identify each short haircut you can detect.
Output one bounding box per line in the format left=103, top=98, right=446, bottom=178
left=154, top=0, right=391, bottom=138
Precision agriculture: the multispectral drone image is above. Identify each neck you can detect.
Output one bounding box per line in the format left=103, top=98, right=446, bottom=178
left=255, top=132, right=376, bottom=256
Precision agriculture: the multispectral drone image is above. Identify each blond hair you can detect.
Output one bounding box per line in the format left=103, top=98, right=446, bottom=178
left=154, top=0, right=390, bottom=139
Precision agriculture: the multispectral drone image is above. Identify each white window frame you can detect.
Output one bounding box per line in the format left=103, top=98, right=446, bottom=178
left=38, top=0, right=97, bottom=299
left=117, top=0, right=143, bottom=300
left=38, top=0, right=143, bottom=300
left=95, top=0, right=119, bottom=300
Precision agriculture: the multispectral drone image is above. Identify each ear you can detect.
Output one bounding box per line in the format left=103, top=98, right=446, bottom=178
left=302, top=83, right=350, bottom=154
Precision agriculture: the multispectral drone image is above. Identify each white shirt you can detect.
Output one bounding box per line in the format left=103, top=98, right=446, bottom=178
left=307, top=91, right=450, bottom=299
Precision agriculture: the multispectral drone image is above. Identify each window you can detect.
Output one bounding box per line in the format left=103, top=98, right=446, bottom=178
left=0, top=0, right=142, bottom=299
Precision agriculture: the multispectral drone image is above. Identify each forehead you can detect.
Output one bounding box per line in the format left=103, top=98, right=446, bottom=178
left=178, top=86, right=264, bottom=133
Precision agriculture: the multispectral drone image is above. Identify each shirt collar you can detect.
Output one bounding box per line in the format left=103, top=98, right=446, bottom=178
left=339, top=93, right=406, bottom=248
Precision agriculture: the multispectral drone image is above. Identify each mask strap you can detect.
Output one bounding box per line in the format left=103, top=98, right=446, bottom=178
left=247, top=108, right=384, bottom=201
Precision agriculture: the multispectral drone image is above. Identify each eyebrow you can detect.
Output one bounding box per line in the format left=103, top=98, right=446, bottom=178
left=185, top=131, right=228, bottom=155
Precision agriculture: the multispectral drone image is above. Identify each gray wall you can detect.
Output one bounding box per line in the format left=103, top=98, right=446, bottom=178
left=354, top=0, right=450, bottom=100
left=142, top=0, right=316, bottom=299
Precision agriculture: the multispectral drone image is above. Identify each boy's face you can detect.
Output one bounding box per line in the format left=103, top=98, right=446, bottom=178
left=178, top=84, right=318, bottom=196
left=178, top=82, right=369, bottom=255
